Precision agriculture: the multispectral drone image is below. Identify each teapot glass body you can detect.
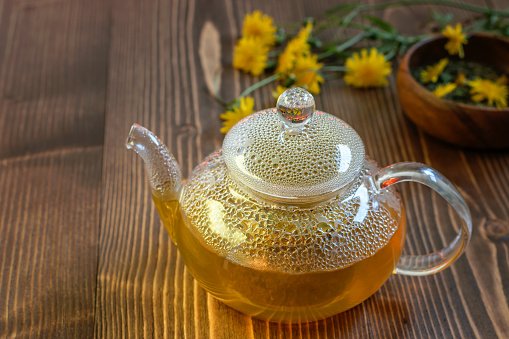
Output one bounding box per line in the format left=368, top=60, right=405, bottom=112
left=152, top=149, right=407, bottom=322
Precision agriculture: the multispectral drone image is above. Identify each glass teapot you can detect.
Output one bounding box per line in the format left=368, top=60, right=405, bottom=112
left=126, top=88, right=471, bottom=323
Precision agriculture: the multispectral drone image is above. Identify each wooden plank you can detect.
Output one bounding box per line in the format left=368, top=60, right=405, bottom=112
left=95, top=0, right=213, bottom=337
left=0, top=0, right=109, bottom=337
left=347, top=1, right=508, bottom=338
left=371, top=1, right=509, bottom=337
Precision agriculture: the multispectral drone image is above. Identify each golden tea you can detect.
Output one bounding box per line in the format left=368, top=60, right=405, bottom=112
left=152, top=154, right=405, bottom=323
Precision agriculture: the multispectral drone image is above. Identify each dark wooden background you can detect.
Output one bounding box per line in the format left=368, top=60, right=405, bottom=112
left=0, top=0, right=508, bottom=338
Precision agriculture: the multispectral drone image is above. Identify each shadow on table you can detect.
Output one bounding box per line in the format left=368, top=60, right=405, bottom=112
left=230, top=289, right=409, bottom=338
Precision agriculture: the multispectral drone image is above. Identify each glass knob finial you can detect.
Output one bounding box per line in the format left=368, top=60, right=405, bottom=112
left=276, top=87, right=315, bottom=127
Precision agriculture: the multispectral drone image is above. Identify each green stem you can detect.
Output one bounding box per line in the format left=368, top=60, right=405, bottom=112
left=212, top=70, right=228, bottom=106
left=348, top=22, right=430, bottom=45
left=332, top=7, right=361, bottom=42
left=314, top=20, right=341, bottom=34
left=318, top=32, right=368, bottom=60
left=239, top=73, right=281, bottom=98
left=267, top=51, right=280, bottom=58
left=214, top=96, right=228, bottom=106
left=326, top=0, right=509, bottom=16
left=358, top=0, right=506, bottom=15
left=384, top=50, right=397, bottom=61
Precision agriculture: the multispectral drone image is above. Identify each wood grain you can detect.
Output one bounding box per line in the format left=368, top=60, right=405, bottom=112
left=0, top=0, right=109, bottom=337
left=96, top=0, right=509, bottom=337
left=0, top=0, right=508, bottom=338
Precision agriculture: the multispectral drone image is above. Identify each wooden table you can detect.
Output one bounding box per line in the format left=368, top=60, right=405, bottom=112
left=1, top=0, right=508, bottom=337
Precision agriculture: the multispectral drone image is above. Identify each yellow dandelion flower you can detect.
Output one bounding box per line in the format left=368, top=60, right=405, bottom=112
left=497, top=74, right=508, bottom=85
left=421, top=58, right=449, bottom=83
left=285, top=22, right=313, bottom=57
left=272, top=85, right=288, bottom=99
left=455, top=72, right=467, bottom=86
left=275, top=23, right=313, bottom=74
left=433, top=83, right=457, bottom=98
left=241, top=10, right=277, bottom=47
left=286, top=36, right=310, bottom=56
left=292, top=54, right=324, bottom=94
left=220, top=97, right=255, bottom=133
left=276, top=49, right=297, bottom=74
left=295, top=22, right=313, bottom=43
left=442, top=23, right=468, bottom=58
left=344, top=48, right=392, bottom=88
left=233, top=37, right=269, bottom=76
left=468, top=76, right=508, bottom=108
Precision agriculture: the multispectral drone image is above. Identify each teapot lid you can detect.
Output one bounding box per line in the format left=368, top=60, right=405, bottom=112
left=222, top=88, right=365, bottom=206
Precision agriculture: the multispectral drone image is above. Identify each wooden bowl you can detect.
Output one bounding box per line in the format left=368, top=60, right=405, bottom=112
left=396, top=33, right=509, bottom=149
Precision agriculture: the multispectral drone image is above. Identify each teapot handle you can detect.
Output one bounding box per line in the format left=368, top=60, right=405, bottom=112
left=373, top=162, right=472, bottom=276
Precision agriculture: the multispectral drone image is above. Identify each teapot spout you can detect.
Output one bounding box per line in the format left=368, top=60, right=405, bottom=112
left=126, top=124, right=183, bottom=201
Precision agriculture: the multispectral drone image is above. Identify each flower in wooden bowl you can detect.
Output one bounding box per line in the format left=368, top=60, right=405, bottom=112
left=397, top=32, right=509, bottom=149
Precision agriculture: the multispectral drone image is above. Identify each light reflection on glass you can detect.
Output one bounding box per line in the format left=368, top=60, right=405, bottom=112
left=206, top=200, right=246, bottom=246
left=336, top=144, right=352, bottom=173
left=341, top=183, right=370, bottom=223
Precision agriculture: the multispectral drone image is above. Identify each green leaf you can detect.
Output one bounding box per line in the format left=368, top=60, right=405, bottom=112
left=334, top=51, right=349, bottom=59
left=487, top=13, right=501, bottom=28
left=440, top=72, right=453, bottom=84
left=377, top=43, right=394, bottom=54
left=284, top=74, right=296, bottom=87
left=275, top=27, right=286, bottom=45
left=361, top=14, right=397, bottom=34
left=337, top=8, right=360, bottom=28
left=432, top=12, right=454, bottom=29
left=308, top=37, right=322, bottom=48
left=384, top=50, right=396, bottom=61
left=453, top=87, right=468, bottom=99
left=472, top=18, right=488, bottom=31
left=335, top=32, right=368, bottom=53
left=303, top=17, right=315, bottom=25
left=264, top=60, right=277, bottom=71
left=504, top=25, right=509, bottom=37
left=325, top=3, right=358, bottom=16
